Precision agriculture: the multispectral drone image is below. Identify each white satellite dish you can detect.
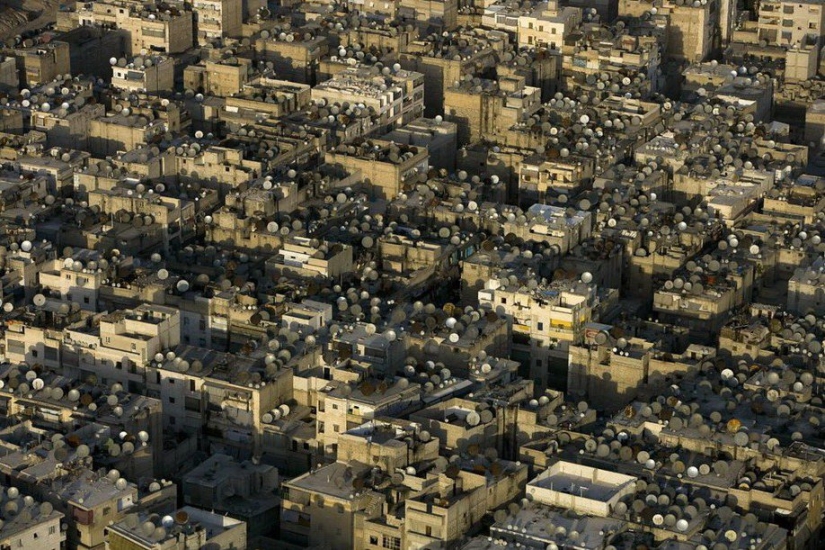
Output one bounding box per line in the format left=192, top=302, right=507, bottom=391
left=466, top=411, right=481, bottom=426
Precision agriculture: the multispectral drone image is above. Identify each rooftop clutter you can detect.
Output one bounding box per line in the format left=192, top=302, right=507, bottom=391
left=0, top=0, right=821, bottom=549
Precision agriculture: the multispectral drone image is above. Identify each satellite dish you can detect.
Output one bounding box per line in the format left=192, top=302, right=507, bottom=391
left=466, top=411, right=481, bottom=426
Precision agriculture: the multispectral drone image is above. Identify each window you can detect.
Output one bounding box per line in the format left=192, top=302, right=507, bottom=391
left=189, top=380, right=196, bottom=392
left=425, top=526, right=432, bottom=537
left=382, top=536, right=401, bottom=550
left=103, top=507, right=111, bottom=515
left=537, top=322, right=544, bottom=331
left=49, top=526, right=56, bottom=535
left=370, top=536, right=379, bottom=545
left=332, top=404, right=339, bottom=410
left=501, top=297, right=507, bottom=304
left=7, top=340, right=24, bottom=355
left=810, top=21, right=818, bottom=28
left=169, top=397, right=175, bottom=404
left=333, top=424, right=340, bottom=433
left=169, top=417, right=176, bottom=425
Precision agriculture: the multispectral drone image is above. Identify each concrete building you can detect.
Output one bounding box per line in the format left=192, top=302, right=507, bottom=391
left=280, top=461, right=383, bottom=548
left=444, top=76, right=541, bottom=145
left=311, top=67, right=425, bottom=135
left=0, top=56, right=19, bottom=91
left=3, top=40, right=71, bottom=87
left=318, top=378, right=421, bottom=452
left=106, top=506, right=246, bottom=550
left=517, top=1, right=582, bottom=52
left=111, top=55, right=175, bottom=93
left=76, top=2, right=194, bottom=55
left=265, top=236, right=353, bottom=281
left=192, top=0, right=243, bottom=44
left=0, top=486, right=65, bottom=550
left=757, top=0, right=825, bottom=51
left=324, top=139, right=429, bottom=200
left=479, top=278, right=614, bottom=390
left=183, top=57, right=252, bottom=97
left=526, top=461, right=637, bottom=515
left=787, top=257, right=825, bottom=315
left=254, top=33, right=328, bottom=85
left=182, top=453, right=279, bottom=537
left=381, top=118, right=458, bottom=171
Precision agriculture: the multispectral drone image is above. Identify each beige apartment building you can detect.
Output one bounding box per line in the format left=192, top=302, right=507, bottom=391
left=254, top=34, right=328, bottom=85
left=787, top=258, right=825, bottom=315
left=56, top=304, right=181, bottom=394
left=311, top=67, right=425, bottom=134
left=479, top=279, right=610, bottom=390
left=192, top=0, right=243, bottom=44
left=758, top=0, right=825, bottom=49
left=318, top=379, right=422, bottom=452
left=111, top=55, right=174, bottom=93
left=405, top=465, right=528, bottom=549
left=337, top=420, right=440, bottom=473
left=517, top=1, right=581, bottom=52
left=620, top=0, right=715, bottom=62
left=0, top=56, right=18, bottom=91
left=399, top=0, right=459, bottom=34
left=324, top=140, right=429, bottom=200
left=264, top=236, right=353, bottom=280
left=106, top=506, right=247, bottom=550
left=518, top=151, right=596, bottom=203
left=88, top=114, right=166, bottom=157
left=4, top=41, right=71, bottom=87
left=568, top=327, right=659, bottom=411
left=0, top=487, right=64, bottom=550
left=400, top=38, right=500, bottom=118
left=183, top=58, right=252, bottom=97
left=444, top=76, right=541, bottom=145
left=281, top=461, right=384, bottom=548
left=76, top=1, right=194, bottom=55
